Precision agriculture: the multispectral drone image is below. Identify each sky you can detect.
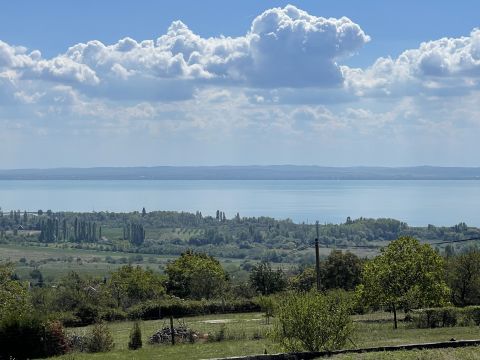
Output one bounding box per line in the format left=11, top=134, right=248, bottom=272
left=1, top=0, right=480, bottom=168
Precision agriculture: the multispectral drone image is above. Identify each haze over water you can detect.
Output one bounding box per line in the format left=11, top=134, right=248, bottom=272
left=0, top=180, right=478, bottom=227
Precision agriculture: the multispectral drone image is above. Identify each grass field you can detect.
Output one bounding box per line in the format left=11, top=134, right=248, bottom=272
left=48, top=312, right=480, bottom=360
left=0, top=243, right=172, bottom=280
left=0, top=243, right=256, bottom=281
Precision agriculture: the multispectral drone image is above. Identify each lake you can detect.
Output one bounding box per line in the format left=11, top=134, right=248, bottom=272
left=0, top=180, right=479, bottom=226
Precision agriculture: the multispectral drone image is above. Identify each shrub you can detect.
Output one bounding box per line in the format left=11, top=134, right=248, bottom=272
left=44, top=320, right=70, bottom=356
left=127, top=298, right=261, bottom=320
left=271, top=290, right=354, bottom=352
left=100, top=308, right=128, bottom=322
left=412, top=306, right=480, bottom=328
left=128, top=322, right=143, bottom=350
left=255, top=295, right=276, bottom=324
left=54, top=311, right=82, bottom=327
left=75, top=304, right=99, bottom=326
left=85, top=322, right=114, bottom=353
left=0, top=316, right=69, bottom=359
left=208, top=324, right=226, bottom=342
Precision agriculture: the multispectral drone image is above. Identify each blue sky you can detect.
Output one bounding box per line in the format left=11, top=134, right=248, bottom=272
left=0, top=1, right=480, bottom=168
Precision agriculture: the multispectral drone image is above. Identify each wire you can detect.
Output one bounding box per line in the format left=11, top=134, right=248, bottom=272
left=285, top=242, right=315, bottom=256
left=428, top=236, right=480, bottom=246
left=285, top=236, right=480, bottom=255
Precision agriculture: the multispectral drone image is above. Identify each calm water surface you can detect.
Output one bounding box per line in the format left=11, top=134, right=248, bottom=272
left=0, top=180, right=479, bottom=226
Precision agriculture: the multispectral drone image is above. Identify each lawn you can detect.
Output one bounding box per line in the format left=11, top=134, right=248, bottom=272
left=49, top=312, right=480, bottom=360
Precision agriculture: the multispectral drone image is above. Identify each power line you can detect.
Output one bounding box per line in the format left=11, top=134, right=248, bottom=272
left=429, top=236, right=480, bottom=246
left=285, top=236, right=480, bottom=255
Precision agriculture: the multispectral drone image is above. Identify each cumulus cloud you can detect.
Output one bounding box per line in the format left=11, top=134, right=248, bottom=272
left=345, top=28, right=480, bottom=97
left=248, top=5, right=369, bottom=87
left=0, top=5, right=370, bottom=102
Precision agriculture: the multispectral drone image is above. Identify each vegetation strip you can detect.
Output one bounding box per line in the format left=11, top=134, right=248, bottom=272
left=209, top=339, right=480, bottom=360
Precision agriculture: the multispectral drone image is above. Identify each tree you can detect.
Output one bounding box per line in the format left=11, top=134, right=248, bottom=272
left=272, top=290, right=353, bottom=352
left=142, top=207, right=147, bottom=217
left=289, top=266, right=316, bottom=292
left=322, top=250, right=363, bottom=291
left=30, top=269, right=44, bottom=287
left=358, top=236, right=450, bottom=329
left=128, top=322, right=142, bottom=350
left=250, top=261, right=287, bottom=295
left=166, top=250, right=228, bottom=300
left=0, top=264, right=32, bottom=321
left=447, top=247, right=480, bottom=306
left=107, top=265, right=165, bottom=309
left=127, top=223, right=145, bottom=246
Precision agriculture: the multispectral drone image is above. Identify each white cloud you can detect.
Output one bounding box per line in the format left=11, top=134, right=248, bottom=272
left=248, top=5, right=369, bottom=87
left=2, top=6, right=480, bottom=168
left=345, top=28, right=480, bottom=97
left=0, top=5, right=370, bottom=103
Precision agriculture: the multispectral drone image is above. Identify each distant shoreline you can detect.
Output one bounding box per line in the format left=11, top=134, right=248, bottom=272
left=0, top=165, right=480, bottom=180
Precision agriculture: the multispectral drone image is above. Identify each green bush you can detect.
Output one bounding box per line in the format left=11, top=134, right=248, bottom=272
left=255, top=295, right=276, bottom=324
left=74, top=304, right=99, bottom=326
left=128, top=322, right=142, bottom=350
left=412, top=306, right=480, bottom=328
left=99, top=308, right=128, bottom=322
left=127, top=298, right=260, bottom=320
left=271, top=290, right=354, bottom=352
left=44, top=320, right=71, bottom=356
left=85, top=322, right=114, bottom=353
left=53, top=311, right=82, bottom=327
left=0, top=315, right=69, bottom=359
left=462, top=306, right=480, bottom=325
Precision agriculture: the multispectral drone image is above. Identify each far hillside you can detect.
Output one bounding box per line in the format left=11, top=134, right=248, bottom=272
left=1, top=165, right=480, bottom=180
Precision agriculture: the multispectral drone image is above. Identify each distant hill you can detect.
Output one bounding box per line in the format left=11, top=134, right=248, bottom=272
left=1, top=165, right=480, bottom=180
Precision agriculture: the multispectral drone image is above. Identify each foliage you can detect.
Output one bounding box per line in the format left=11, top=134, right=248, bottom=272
left=289, top=266, right=316, bottom=292
left=322, top=250, right=363, bottom=290
left=0, top=263, right=31, bottom=322
left=128, top=321, right=142, bottom=350
left=0, top=315, right=69, bottom=359
left=446, top=247, right=480, bottom=306
left=127, top=298, right=261, bottom=320
left=290, top=251, right=363, bottom=292
left=44, top=320, right=71, bottom=356
left=249, top=261, right=287, bottom=295
left=166, top=250, right=228, bottom=300
left=412, top=305, right=480, bottom=328
left=49, top=271, right=108, bottom=326
left=85, top=322, right=114, bottom=353
left=255, top=295, right=276, bottom=324
left=271, top=290, right=354, bottom=352
left=6, top=208, right=480, bottom=265
left=357, top=236, right=450, bottom=328
left=108, top=265, right=165, bottom=309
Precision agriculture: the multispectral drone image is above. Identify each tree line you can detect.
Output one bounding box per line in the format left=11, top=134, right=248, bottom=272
left=2, top=208, right=480, bottom=263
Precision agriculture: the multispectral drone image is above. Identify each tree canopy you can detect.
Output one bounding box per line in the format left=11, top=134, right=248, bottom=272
left=108, top=265, right=165, bottom=309
left=447, top=247, right=480, bottom=306
left=358, top=236, right=450, bottom=328
left=249, top=261, right=287, bottom=295
left=165, top=250, right=227, bottom=300
left=0, top=263, right=31, bottom=322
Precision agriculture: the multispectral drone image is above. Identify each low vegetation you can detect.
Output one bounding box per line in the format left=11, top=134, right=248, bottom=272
left=2, top=209, right=480, bottom=359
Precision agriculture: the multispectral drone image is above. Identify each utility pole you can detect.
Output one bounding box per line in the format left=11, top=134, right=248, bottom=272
left=315, top=221, right=321, bottom=291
